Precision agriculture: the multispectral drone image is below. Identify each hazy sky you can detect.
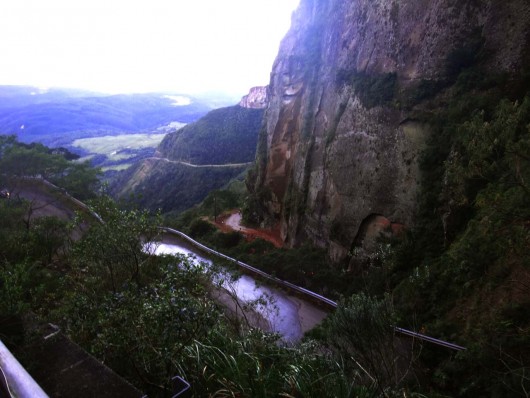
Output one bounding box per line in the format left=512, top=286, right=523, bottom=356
left=0, top=0, right=299, bottom=96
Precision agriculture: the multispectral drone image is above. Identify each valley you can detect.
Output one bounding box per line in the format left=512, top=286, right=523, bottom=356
left=0, top=86, right=236, bottom=174
left=0, top=0, right=529, bottom=397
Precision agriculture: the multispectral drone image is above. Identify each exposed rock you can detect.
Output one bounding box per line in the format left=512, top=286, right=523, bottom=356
left=239, top=86, right=269, bottom=109
left=248, top=0, right=530, bottom=262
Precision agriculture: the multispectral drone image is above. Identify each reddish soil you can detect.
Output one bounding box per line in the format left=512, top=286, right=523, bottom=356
left=210, top=209, right=284, bottom=248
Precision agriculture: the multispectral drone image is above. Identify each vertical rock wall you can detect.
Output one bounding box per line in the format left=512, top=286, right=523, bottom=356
left=248, top=0, right=530, bottom=262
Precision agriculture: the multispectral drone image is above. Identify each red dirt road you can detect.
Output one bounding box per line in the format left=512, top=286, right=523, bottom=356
left=211, top=210, right=284, bottom=248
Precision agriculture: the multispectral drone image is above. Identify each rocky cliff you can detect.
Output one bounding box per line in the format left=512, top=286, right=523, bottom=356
left=247, top=0, right=530, bottom=262
left=239, top=86, right=269, bottom=109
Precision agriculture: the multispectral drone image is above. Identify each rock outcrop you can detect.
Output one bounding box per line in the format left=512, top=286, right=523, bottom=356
left=247, top=0, right=530, bottom=262
left=239, top=86, right=269, bottom=109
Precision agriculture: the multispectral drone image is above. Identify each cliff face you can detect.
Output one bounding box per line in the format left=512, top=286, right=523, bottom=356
left=248, top=0, right=530, bottom=261
left=239, top=86, right=269, bottom=109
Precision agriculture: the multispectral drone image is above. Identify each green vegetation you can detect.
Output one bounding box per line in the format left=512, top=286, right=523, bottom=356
left=3, top=114, right=528, bottom=396
left=0, top=135, right=101, bottom=200
left=112, top=104, right=263, bottom=215
left=158, top=105, right=263, bottom=165
left=328, top=62, right=529, bottom=394
left=0, top=143, right=422, bottom=397
left=113, top=160, right=247, bottom=214
left=203, top=50, right=530, bottom=398
left=72, top=132, right=166, bottom=160
left=169, top=186, right=245, bottom=229
left=171, top=210, right=358, bottom=299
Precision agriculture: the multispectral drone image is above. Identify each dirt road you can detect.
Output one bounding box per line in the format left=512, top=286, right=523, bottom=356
left=213, top=210, right=284, bottom=247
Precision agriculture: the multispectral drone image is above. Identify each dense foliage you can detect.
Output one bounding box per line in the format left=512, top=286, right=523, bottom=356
left=112, top=160, right=247, bottom=214
left=1, top=55, right=529, bottom=396
left=158, top=105, right=263, bottom=165
left=111, top=105, right=261, bottom=215
left=386, top=91, right=530, bottom=396
left=0, top=189, right=404, bottom=397
left=0, top=135, right=101, bottom=200
left=184, top=64, right=530, bottom=398
left=0, top=139, right=431, bottom=397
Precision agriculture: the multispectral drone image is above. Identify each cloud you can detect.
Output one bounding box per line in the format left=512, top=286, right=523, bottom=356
left=0, top=0, right=299, bottom=95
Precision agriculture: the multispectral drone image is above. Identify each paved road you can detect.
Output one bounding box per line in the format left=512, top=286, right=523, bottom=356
left=154, top=235, right=328, bottom=341
left=146, top=157, right=252, bottom=168
left=8, top=179, right=77, bottom=222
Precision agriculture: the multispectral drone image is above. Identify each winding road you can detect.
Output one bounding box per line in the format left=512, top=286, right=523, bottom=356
left=12, top=178, right=466, bottom=350
left=145, top=156, right=252, bottom=168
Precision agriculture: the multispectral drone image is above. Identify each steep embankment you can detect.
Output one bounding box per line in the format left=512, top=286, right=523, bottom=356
left=247, top=0, right=530, bottom=263
left=157, top=105, right=264, bottom=165
left=112, top=98, right=266, bottom=214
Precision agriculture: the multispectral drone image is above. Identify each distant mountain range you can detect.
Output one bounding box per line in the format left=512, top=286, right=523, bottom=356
left=0, top=85, right=236, bottom=147
left=0, top=85, right=265, bottom=214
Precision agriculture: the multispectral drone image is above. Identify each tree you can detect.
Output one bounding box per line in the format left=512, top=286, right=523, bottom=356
left=70, top=195, right=161, bottom=292
left=323, top=294, right=417, bottom=394
left=0, top=144, right=67, bottom=179
left=51, top=162, right=101, bottom=201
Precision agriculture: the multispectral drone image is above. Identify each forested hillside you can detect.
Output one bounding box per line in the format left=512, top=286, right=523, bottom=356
left=112, top=158, right=247, bottom=214
left=112, top=105, right=264, bottom=214
left=158, top=105, right=264, bottom=165
left=0, top=138, right=415, bottom=397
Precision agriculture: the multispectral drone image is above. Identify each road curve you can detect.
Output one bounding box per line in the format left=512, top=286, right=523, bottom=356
left=10, top=178, right=466, bottom=351
left=145, top=157, right=252, bottom=168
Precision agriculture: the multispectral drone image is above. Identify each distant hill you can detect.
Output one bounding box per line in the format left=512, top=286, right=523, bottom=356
left=158, top=105, right=264, bottom=165
left=112, top=105, right=264, bottom=213
left=0, top=86, right=215, bottom=147
left=112, top=158, right=248, bottom=214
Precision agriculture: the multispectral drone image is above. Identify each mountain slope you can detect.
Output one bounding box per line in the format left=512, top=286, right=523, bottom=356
left=247, top=0, right=530, bottom=259
left=243, top=0, right=530, bottom=395
left=0, top=87, right=213, bottom=147
left=158, top=105, right=264, bottom=165
left=112, top=104, right=264, bottom=213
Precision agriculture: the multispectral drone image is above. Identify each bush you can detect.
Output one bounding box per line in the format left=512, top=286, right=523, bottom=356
left=322, top=294, right=419, bottom=393
left=188, top=218, right=216, bottom=239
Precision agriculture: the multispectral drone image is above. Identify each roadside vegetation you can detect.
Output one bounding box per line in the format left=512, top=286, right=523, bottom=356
left=0, top=135, right=422, bottom=397
left=173, top=55, right=530, bottom=397
left=1, top=49, right=528, bottom=395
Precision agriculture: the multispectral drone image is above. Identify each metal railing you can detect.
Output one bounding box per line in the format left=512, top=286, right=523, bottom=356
left=160, top=227, right=466, bottom=352
left=0, top=340, right=49, bottom=398
left=11, top=179, right=465, bottom=352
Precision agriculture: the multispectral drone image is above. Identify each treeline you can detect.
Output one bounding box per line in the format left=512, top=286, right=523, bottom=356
left=0, top=135, right=100, bottom=200
left=158, top=105, right=263, bottom=165
left=0, top=139, right=423, bottom=397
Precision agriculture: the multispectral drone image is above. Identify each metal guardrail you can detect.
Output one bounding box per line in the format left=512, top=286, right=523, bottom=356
left=0, top=340, right=49, bottom=398
left=160, top=227, right=338, bottom=308
left=394, top=327, right=466, bottom=351
left=12, top=179, right=465, bottom=352
left=160, top=227, right=466, bottom=351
